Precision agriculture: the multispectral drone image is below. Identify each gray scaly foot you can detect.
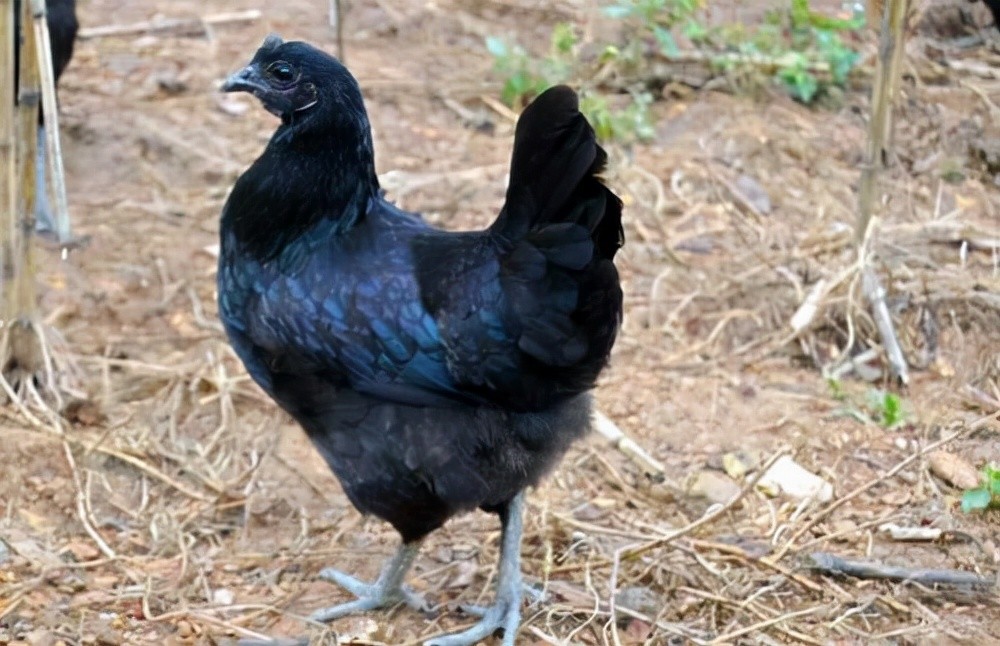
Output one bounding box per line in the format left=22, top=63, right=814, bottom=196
left=309, top=541, right=428, bottom=622
left=425, top=493, right=526, bottom=646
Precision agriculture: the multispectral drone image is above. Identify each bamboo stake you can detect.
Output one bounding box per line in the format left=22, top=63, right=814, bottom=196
left=856, top=0, right=907, bottom=244
left=1, top=0, right=18, bottom=327
left=31, top=0, right=72, bottom=243
left=855, top=0, right=910, bottom=385
left=329, top=0, right=345, bottom=62
left=6, top=0, right=43, bottom=377
left=17, top=0, right=40, bottom=261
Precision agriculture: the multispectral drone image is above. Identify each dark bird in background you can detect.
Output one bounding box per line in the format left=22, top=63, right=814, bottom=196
left=218, top=35, right=623, bottom=645
left=14, top=0, right=78, bottom=233
left=982, top=0, right=1000, bottom=27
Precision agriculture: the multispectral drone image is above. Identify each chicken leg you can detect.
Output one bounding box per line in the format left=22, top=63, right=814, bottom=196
left=309, top=540, right=428, bottom=622
left=426, top=492, right=525, bottom=646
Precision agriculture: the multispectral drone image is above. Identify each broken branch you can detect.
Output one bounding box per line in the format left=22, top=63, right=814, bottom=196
left=592, top=409, right=665, bottom=479
left=77, top=10, right=262, bottom=40
left=807, top=552, right=995, bottom=587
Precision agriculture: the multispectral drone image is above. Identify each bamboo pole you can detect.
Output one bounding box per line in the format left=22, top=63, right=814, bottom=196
left=6, top=0, right=44, bottom=376
left=856, top=0, right=910, bottom=385
left=1, top=0, right=17, bottom=330
left=329, top=0, right=345, bottom=62
left=857, top=0, right=908, bottom=243
left=31, top=0, right=72, bottom=243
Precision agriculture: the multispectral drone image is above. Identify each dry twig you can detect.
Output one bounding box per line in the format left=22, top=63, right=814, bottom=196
left=807, top=552, right=996, bottom=587
left=768, top=418, right=989, bottom=563
left=606, top=449, right=789, bottom=642
left=77, top=10, right=262, bottom=40
left=591, top=410, right=664, bottom=479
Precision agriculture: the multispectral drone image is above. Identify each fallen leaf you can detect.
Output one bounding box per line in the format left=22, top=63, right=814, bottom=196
left=722, top=452, right=750, bottom=479
left=614, top=586, right=660, bottom=615
left=18, top=509, right=53, bottom=532
left=338, top=617, right=379, bottom=642
left=175, top=620, right=195, bottom=639
left=734, top=174, right=772, bottom=215
left=63, top=540, right=100, bottom=562
left=758, top=456, right=833, bottom=502
left=24, top=629, right=58, bottom=646
left=687, top=470, right=740, bottom=505
left=211, top=588, right=234, bottom=605
left=928, top=451, right=980, bottom=490
left=623, top=618, right=652, bottom=643
left=572, top=502, right=606, bottom=522
left=62, top=399, right=106, bottom=426
left=830, top=519, right=858, bottom=540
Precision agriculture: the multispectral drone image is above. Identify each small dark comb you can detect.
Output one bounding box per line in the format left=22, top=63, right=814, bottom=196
left=260, top=33, right=284, bottom=51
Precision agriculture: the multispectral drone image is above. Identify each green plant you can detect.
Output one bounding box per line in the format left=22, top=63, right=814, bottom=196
left=580, top=91, right=656, bottom=142
left=713, top=0, right=862, bottom=102
left=486, top=0, right=866, bottom=142
left=603, top=0, right=707, bottom=57
left=604, top=0, right=864, bottom=102
left=486, top=22, right=655, bottom=143
left=961, top=464, right=1000, bottom=513
left=826, top=377, right=846, bottom=401
left=485, top=23, right=573, bottom=109
left=866, top=389, right=904, bottom=428
left=776, top=52, right=820, bottom=103
left=829, top=383, right=908, bottom=429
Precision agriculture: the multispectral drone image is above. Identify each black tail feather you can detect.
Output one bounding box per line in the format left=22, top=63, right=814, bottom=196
left=490, top=85, right=624, bottom=380
left=415, top=85, right=623, bottom=406
left=491, top=85, right=622, bottom=260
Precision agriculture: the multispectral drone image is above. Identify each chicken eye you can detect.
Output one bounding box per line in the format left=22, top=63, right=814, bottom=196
left=267, top=61, right=296, bottom=83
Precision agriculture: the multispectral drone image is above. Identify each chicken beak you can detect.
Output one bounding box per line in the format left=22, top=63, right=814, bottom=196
left=221, top=65, right=268, bottom=94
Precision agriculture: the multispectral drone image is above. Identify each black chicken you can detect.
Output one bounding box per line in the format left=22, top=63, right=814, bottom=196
left=218, top=35, right=623, bottom=645
left=14, top=0, right=78, bottom=233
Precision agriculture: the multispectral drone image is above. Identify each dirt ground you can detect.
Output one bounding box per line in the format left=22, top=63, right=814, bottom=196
left=2, top=0, right=1000, bottom=644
